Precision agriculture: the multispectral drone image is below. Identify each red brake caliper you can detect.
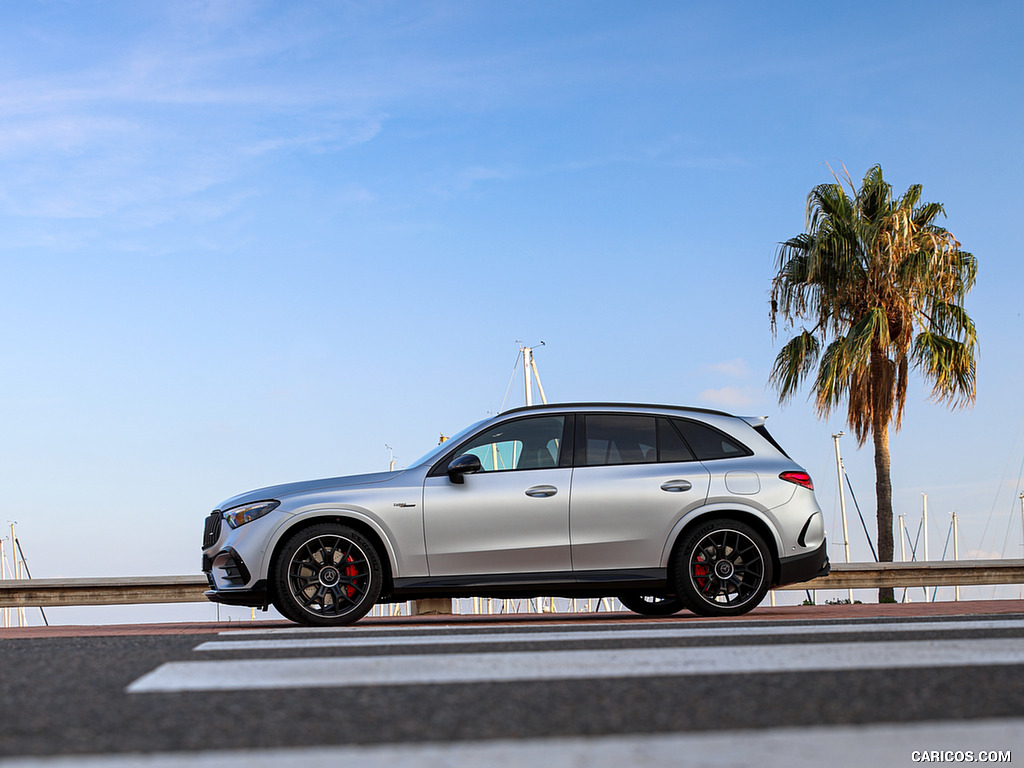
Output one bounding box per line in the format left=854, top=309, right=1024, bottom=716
left=343, top=555, right=358, bottom=598
left=694, top=555, right=709, bottom=591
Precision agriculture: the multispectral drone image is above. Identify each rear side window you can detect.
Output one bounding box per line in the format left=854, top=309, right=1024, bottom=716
left=583, top=414, right=657, bottom=465
left=672, top=418, right=751, bottom=461
left=657, top=417, right=696, bottom=462
left=581, top=414, right=699, bottom=465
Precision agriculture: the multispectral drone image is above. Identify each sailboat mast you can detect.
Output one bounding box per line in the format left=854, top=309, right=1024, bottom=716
left=523, top=346, right=533, bottom=406
left=520, top=343, right=547, bottom=406
left=832, top=432, right=853, bottom=602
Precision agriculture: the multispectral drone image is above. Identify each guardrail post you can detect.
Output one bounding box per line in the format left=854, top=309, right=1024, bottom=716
left=410, top=598, right=452, bottom=615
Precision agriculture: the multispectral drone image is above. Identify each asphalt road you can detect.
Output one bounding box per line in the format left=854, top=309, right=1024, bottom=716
left=2, top=605, right=1024, bottom=766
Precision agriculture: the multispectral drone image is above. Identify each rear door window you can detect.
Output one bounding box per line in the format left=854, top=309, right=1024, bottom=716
left=657, top=417, right=696, bottom=462
left=580, top=414, right=698, bottom=465
left=583, top=414, right=657, bottom=465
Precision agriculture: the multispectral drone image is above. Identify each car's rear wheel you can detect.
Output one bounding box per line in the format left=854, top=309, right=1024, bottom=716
left=674, top=519, right=772, bottom=617
left=272, top=523, right=382, bottom=626
left=617, top=593, right=687, bottom=616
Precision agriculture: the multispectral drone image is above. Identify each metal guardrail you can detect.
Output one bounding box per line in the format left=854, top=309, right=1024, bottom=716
left=1, top=560, right=1022, bottom=608
left=775, top=559, right=1024, bottom=591
left=0, top=576, right=207, bottom=607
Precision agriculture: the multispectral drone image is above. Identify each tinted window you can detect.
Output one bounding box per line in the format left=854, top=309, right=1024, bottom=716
left=458, top=416, right=564, bottom=472
left=754, top=424, right=789, bottom=458
left=673, top=418, right=751, bottom=460
left=658, top=417, right=696, bottom=462
left=584, top=414, right=657, bottom=465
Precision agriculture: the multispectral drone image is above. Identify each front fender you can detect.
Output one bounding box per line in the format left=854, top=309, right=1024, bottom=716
left=254, top=503, right=420, bottom=582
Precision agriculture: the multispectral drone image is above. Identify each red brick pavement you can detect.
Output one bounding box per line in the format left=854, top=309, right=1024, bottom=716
left=2, top=598, right=1021, bottom=639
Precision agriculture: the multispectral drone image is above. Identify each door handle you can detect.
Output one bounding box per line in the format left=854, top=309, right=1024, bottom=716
left=525, top=485, right=558, bottom=498
left=660, top=480, right=693, bottom=492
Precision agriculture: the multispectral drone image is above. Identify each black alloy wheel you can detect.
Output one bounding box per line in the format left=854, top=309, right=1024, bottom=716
left=674, top=519, right=772, bottom=617
left=617, top=593, right=687, bottom=616
left=272, top=523, right=382, bottom=626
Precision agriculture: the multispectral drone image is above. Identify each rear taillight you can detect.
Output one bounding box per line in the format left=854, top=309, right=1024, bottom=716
left=780, top=471, right=814, bottom=490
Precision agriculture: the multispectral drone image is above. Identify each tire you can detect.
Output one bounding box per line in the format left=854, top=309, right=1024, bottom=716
left=674, top=519, right=773, bottom=617
left=618, top=593, right=687, bottom=616
left=272, top=523, right=382, bottom=626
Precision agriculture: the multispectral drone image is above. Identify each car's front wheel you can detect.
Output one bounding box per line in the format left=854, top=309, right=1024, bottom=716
left=272, top=523, right=382, bottom=626
left=674, top=519, right=772, bottom=617
left=617, top=593, right=687, bottom=616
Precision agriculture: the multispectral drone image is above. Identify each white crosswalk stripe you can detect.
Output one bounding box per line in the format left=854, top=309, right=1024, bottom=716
left=128, top=618, right=1024, bottom=693
left=129, top=639, right=1024, bottom=692
left=193, top=618, right=1024, bottom=652
left=5, top=719, right=1023, bottom=768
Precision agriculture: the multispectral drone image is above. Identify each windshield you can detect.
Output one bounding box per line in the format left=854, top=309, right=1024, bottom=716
left=408, top=418, right=489, bottom=468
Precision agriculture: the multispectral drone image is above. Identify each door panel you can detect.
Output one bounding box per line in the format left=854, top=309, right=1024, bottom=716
left=569, top=462, right=710, bottom=571
left=422, top=468, right=572, bottom=576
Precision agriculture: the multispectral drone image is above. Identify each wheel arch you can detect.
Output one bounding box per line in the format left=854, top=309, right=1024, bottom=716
left=266, top=513, right=397, bottom=602
left=663, top=507, right=782, bottom=590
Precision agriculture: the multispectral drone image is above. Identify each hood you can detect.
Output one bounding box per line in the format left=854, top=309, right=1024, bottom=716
left=216, top=469, right=407, bottom=511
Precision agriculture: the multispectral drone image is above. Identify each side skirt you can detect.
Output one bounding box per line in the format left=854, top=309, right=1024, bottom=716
left=388, top=568, right=667, bottom=601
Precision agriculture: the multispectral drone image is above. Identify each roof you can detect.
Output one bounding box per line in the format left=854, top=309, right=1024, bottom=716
left=498, top=402, right=736, bottom=418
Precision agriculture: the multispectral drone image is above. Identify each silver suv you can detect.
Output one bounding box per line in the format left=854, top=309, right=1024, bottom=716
left=202, top=403, right=829, bottom=625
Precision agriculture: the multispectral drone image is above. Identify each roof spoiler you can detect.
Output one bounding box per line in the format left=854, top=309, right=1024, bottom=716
left=740, top=415, right=768, bottom=428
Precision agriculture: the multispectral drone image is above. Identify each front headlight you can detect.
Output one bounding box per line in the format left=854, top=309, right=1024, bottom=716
left=223, top=500, right=280, bottom=529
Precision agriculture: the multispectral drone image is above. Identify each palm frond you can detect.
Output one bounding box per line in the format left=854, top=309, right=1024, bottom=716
left=812, top=337, right=856, bottom=418
left=848, top=307, right=891, bottom=362
left=770, top=331, right=820, bottom=403
left=955, top=250, right=979, bottom=291
left=912, top=332, right=977, bottom=407
left=913, top=200, right=945, bottom=227
left=928, top=300, right=978, bottom=343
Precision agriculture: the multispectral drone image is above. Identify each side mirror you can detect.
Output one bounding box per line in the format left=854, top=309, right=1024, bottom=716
left=447, top=454, right=482, bottom=484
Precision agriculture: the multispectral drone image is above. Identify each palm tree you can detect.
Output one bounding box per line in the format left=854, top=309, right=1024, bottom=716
left=769, top=164, right=978, bottom=601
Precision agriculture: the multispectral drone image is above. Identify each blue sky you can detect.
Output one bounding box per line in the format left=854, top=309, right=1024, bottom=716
left=2, top=1, right=1023, bottom=622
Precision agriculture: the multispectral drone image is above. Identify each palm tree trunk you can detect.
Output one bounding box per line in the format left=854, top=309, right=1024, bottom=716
left=872, top=417, right=895, bottom=602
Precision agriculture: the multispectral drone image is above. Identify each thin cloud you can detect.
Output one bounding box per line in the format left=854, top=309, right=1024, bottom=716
left=703, top=358, right=750, bottom=379
left=239, top=119, right=383, bottom=157
left=700, top=386, right=757, bottom=409
left=431, top=165, right=518, bottom=198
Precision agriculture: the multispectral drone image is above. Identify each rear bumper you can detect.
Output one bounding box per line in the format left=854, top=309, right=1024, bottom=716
left=777, top=539, right=830, bottom=586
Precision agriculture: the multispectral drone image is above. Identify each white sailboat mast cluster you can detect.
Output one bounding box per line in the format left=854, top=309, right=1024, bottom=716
left=520, top=342, right=547, bottom=407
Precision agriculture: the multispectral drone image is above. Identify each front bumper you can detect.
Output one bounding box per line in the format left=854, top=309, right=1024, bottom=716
left=203, top=545, right=256, bottom=587
left=204, top=581, right=269, bottom=608
left=776, top=539, right=830, bottom=586
left=202, top=503, right=282, bottom=603
left=203, top=543, right=268, bottom=609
